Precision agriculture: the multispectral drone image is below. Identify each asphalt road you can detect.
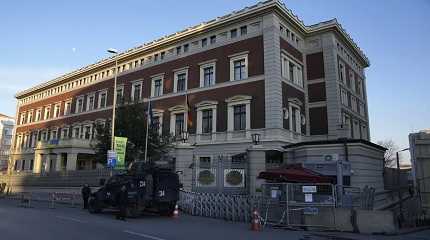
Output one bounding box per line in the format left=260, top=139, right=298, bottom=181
left=0, top=198, right=429, bottom=240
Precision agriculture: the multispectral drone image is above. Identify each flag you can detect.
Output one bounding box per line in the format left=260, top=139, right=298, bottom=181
left=186, top=94, right=192, bottom=128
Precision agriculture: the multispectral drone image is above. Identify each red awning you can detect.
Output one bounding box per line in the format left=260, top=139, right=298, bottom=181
left=258, top=164, right=333, bottom=183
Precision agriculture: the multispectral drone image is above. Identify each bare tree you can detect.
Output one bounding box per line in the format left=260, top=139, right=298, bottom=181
left=377, top=139, right=398, bottom=168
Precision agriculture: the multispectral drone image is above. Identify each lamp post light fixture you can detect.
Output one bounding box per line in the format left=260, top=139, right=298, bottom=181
left=181, top=131, right=189, bottom=143
left=107, top=48, right=119, bottom=151
left=251, top=133, right=261, bottom=145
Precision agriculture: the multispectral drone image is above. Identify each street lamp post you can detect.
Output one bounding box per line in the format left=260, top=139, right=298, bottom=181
left=396, top=147, right=409, bottom=228
left=107, top=49, right=118, bottom=175
left=107, top=48, right=118, bottom=151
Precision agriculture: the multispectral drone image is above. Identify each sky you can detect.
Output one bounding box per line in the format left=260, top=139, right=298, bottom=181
left=0, top=0, right=429, bottom=162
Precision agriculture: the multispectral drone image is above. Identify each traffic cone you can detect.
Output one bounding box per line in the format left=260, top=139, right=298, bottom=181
left=172, top=204, right=179, bottom=218
left=251, top=209, right=261, bottom=231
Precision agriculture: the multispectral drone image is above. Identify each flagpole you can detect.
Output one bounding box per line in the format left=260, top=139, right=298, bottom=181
left=144, top=98, right=151, bottom=163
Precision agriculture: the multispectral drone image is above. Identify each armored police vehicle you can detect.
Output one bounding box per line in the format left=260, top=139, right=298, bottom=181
left=88, top=161, right=181, bottom=217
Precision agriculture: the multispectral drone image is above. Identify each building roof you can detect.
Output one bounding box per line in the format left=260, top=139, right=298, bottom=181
left=283, top=138, right=387, bottom=151
left=0, top=113, right=14, bottom=119
left=15, top=0, right=369, bottom=98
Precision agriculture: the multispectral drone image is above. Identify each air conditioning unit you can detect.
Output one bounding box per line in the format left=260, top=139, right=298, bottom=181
left=322, top=154, right=339, bottom=162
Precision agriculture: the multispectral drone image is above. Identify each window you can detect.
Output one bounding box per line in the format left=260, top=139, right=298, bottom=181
left=64, top=101, right=71, bottom=116
left=160, top=52, right=165, bottom=60
left=351, top=97, right=357, bottom=112
left=154, top=54, right=158, bottom=62
left=175, top=113, right=185, bottom=136
left=359, top=102, right=365, bottom=117
left=76, top=97, right=84, bottom=113
left=196, top=101, right=217, bottom=137
left=201, top=38, right=207, bottom=47
left=234, top=59, right=246, bottom=80
left=183, top=44, right=189, bottom=53
left=356, top=79, right=363, bottom=97
left=226, top=95, right=251, bottom=133
left=27, top=111, right=33, bottom=123
left=230, top=29, right=237, bottom=38
left=199, top=61, right=216, bottom=88
left=35, top=109, right=41, bottom=121
left=131, top=82, right=142, bottom=102
left=201, top=109, right=213, bottom=134
left=54, top=104, right=61, bottom=118
left=98, top=91, right=107, bottom=108
left=152, top=116, right=160, bottom=131
left=116, top=86, right=124, bottom=104
left=348, top=70, right=354, bottom=90
left=349, top=70, right=356, bottom=92
left=240, top=26, right=247, bottom=35
left=44, top=106, right=51, bottom=119
left=73, top=127, right=80, bottom=138
left=84, top=125, right=91, bottom=139
left=230, top=54, right=248, bottom=81
left=210, top=35, right=216, bottom=44
left=233, top=105, right=246, bottom=131
left=341, top=89, right=348, bottom=106
left=176, top=46, right=181, bottom=55
left=30, top=159, right=34, bottom=171
left=203, top=66, right=214, bottom=87
left=151, top=77, right=164, bottom=97
left=199, top=157, right=211, bottom=166
left=52, top=130, right=58, bottom=140
left=62, top=128, right=69, bottom=139
left=174, top=70, right=187, bottom=93
left=282, top=54, right=304, bottom=88
left=338, top=61, right=345, bottom=83
left=20, top=113, right=26, bottom=125
left=86, top=94, right=95, bottom=111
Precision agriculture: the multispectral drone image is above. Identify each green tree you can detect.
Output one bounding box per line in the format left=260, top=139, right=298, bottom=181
left=92, top=102, right=175, bottom=167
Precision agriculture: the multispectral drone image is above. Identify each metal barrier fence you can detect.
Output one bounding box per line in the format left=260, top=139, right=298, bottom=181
left=261, top=183, right=336, bottom=229
left=179, top=183, right=340, bottom=230
left=179, top=191, right=263, bottom=222
left=1, top=191, right=81, bottom=209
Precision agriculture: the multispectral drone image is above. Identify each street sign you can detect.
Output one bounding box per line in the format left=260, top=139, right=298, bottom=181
left=114, top=137, right=127, bottom=169
left=107, top=150, right=117, bottom=168
left=302, top=186, right=317, bottom=193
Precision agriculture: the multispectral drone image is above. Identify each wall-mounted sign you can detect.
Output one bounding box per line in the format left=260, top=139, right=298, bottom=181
left=302, top=186, right=317, bottom=193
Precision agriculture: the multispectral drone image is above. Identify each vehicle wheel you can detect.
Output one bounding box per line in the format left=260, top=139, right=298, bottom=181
left=126, top=203, right=140, bottom=218
left=159, top=202, right=176, bottom=216
left=88, top=198, right=102, bottom=214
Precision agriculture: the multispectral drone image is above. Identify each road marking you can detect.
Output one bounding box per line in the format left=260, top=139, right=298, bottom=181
left=56, top=215, right=87, bottom=224
left=123, top=230, right=167, bottom=240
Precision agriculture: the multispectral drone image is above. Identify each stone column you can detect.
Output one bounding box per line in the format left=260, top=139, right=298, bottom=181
left=55, top=154, right=62, bottom=171
left=33, top=152, right=43, bottom=174
left=247, top=145, right=267, bottom=196
left=174, top=143, right=195, bottom=192
left=66, top=153, right=78, bottom=171
left=262, top=13, right=283, bottom=130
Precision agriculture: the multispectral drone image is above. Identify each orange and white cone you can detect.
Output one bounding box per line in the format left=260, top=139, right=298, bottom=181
left=251, top=209, right=261, bottom=231
left=172, top=204, right=179, bottom=218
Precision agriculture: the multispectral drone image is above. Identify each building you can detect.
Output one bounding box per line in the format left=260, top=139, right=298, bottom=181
left=409, top=129, right=430, bottom=216
left=0, top=114, right=14, bottom=171
left=11, top=0, right=379, bottom=193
